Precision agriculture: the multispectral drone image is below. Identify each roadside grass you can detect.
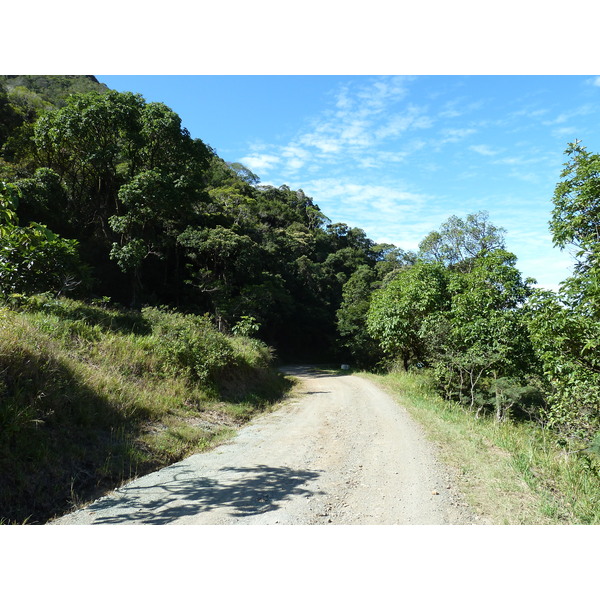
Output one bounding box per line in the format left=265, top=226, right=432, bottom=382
left=0, top=296, right=292, bottom=524
left=361, top=370, right=600, bottom=525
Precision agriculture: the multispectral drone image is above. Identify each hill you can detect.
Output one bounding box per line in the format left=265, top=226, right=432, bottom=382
left=0, top=75, right=108, bottom=107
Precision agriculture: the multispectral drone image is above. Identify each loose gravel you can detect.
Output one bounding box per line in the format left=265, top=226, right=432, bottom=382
left=51, top=366, right=478, bottom=525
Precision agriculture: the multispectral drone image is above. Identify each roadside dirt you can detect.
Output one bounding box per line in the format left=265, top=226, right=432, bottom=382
left=51, top=366, right=479, bottom=525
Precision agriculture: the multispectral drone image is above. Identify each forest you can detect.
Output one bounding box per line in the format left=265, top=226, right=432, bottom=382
left=1, top=75, right=599, bottom=521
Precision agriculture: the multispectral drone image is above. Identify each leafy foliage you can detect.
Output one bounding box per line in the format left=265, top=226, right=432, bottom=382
left=418, top=250, right=538, bottom=416
left=520, top=140, right=600, bottom=446
left=0, top=182, right=84, bottom=296
left=418, top=210, right=506, bottom=271
left=367, top=261, right=449, bottom=369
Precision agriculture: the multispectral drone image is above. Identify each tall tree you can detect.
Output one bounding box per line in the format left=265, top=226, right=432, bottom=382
left=367, top=261, right=449, bottom=370
left=423, top=250, right=537, bottom=415
left=419, top=211, right=506, bottom=271
left=526, top=140, right=600, bottom=443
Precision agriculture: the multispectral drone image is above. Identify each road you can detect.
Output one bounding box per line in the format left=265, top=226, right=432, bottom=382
left=51, top=366, right=477, bottom=525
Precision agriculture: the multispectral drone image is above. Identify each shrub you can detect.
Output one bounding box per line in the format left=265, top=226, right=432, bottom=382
left=142, top=307, right=262, bottom=386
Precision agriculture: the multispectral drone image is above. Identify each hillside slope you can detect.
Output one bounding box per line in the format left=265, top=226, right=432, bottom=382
left=0, top=295, right=290, bottom=524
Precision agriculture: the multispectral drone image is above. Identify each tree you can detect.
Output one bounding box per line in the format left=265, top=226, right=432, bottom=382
left=550, top=140, right=600, bottom=311
left=366, top=261, right=449, bottom=370
left=419, top=211, right=506, bottom=271
left=422, top=250, right=538, bottom=416
left=527, top=290, right=600, bottom=441
left=32, top=91, right=145, bottom=238
left=0, top=182, right=84, bottom=296
left=336, top=264, right=383, bottom=368
left=29, top=90, right=212, bottom=305
left=0, top=83, right=23, bottom=149
left=525, top=140, right=600, bottom=444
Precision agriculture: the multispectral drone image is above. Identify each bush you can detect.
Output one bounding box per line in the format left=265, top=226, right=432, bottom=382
left=141, top=307, right=274, bottom=389
left=0, top=182, right=87, bottom=297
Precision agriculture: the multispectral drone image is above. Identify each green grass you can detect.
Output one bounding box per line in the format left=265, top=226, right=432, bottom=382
left=361, top=370, right=600, bottom=524
left=0, top=296, right=292, bottom=524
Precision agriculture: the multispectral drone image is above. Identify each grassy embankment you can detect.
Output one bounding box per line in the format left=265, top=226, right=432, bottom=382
left=361, top=370, right=600, bottom=525
left=0, top=295, right=292, bottom=524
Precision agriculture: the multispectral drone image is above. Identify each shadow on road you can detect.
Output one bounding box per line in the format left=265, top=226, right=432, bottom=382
left=279, top=365, right=349, bottom=378
left=88, top=464, right=323, bottom=524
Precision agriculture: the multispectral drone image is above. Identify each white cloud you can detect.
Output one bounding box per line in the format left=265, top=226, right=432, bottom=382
left=510, top=107, right=549, bottom=120
left=492, top=156, right=520, bottom=165
left=552, top=126, right=578, bottom=139
left=281, top=144, right=310, bottom=172
left=470, top=144, right=499, bottom=156
left=299, top=178, right=435, bottom=247
left=355, top=77, right=410, bottom=113
left=438, top=127, right=477, bottom=145
left=335, top=86, right=352, bottom=110
left=236, top=78, right=440, bottom=182
left=298, top=132, right=341, bottom=153
left=306, top=179, right=427, bottom=206
left=543, top=104, right=595, bottom=125
left=239, top=153, right=281, bottom=172
left=375, top=106, right=433, bottom=140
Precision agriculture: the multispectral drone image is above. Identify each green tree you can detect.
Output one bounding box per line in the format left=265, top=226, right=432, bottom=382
left=525, top=140, right=600, bottom=443
left=527, top=290, right=600, bottom=441
left=32, top=90, right=145, bottom=237
left=367, top=261, right=449, bottom=370
left=0, top=182, right=84, bottom=296
left=550, top=140, right=600, bottom=310
left=30, top=90, right=211, bottom=305
left=422, top=250, right=537, bottom=417
left=419, top=210, right=506, bottom=271
left=0, top=83, right=23, bottom=149
left=336, top=264, right=383, bottom=368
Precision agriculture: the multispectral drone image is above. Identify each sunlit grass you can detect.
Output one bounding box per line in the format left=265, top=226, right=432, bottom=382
left=0, top=297, right=292, bottom=523
left=361, top=370, right=600, bottom=525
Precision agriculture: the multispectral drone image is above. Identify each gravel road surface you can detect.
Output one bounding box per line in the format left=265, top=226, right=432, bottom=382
left=51, top=366, right=477, bottom=525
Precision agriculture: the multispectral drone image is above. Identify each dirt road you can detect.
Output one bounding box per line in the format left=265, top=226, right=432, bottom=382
left=51, top=367, right=477, bottom=525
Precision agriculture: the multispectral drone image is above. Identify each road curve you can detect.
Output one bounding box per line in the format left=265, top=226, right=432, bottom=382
left=51, top=366, right=477, bottom=525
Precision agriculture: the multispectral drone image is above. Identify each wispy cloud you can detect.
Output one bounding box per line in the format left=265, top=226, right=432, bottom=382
left=543, top=104, right=596, bottom=125
left=375, top=105, right=433, bottom=140
left=305, top=179, right=427, bottom=207
left=470, top=144, right=499, bottom=156
left=299, top=178, right=443, bottom=249
left=238, top=153, right=281, bottom=172
left=240, top=77, right=433, bottom=176
left=442, top=127, right=477, bottom=141
left=280, top=144, right=311, bottom=172
left=551, top=126, right=578, bottom=139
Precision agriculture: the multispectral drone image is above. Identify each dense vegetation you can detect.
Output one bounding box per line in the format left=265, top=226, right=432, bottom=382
left=0, top=294, right=288, bottom=523
left=0, top=75, right=405, bottom=360
left=355, top=203, right=600, bottom=455
left=1, top=76, right=599, bottom=521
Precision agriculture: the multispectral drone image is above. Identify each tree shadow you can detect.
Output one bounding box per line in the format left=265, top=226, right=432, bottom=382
left=88, top=464, right=324, bottom=524
left=0, top=347, right=142, bottom=524
left=279, top=365, right=349, bottom=378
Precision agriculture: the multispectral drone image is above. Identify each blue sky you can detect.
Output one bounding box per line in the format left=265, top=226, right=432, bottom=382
left=99, top=75, right=600, bottom=290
